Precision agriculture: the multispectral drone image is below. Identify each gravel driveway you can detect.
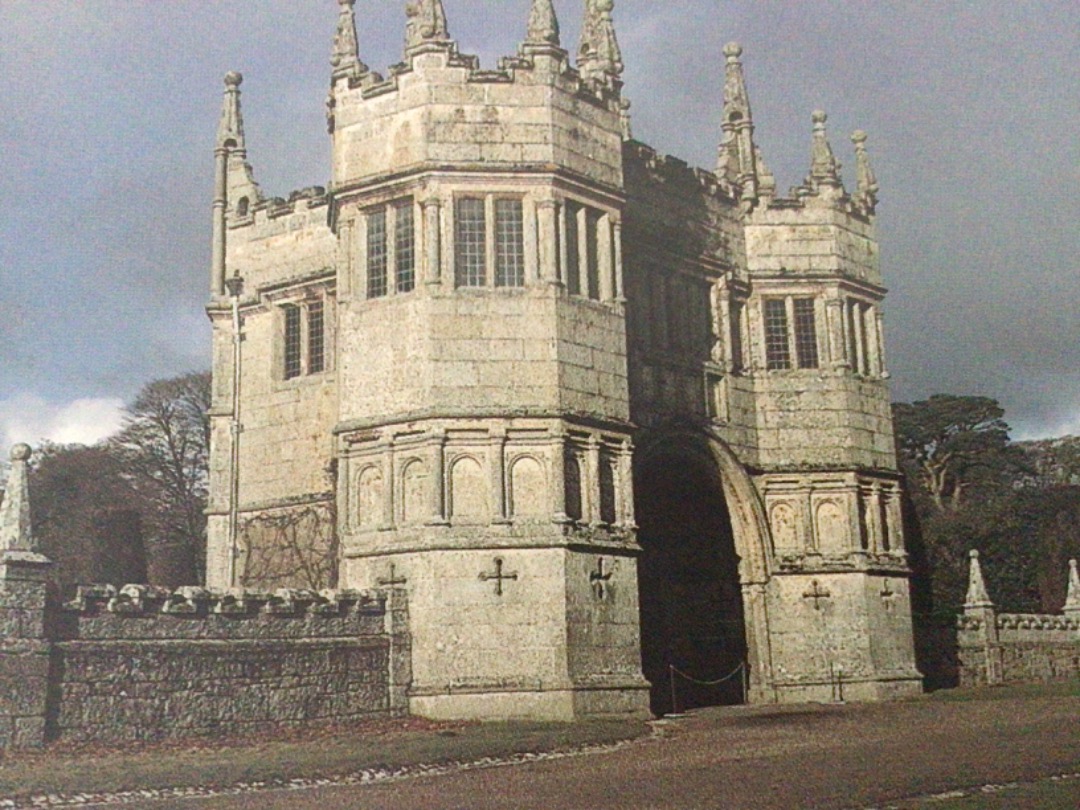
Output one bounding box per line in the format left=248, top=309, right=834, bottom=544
left=108, top=692, right=1080, bottom=810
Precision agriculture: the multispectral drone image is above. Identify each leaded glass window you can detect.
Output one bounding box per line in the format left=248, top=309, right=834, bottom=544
left=455, top=198, right=487, bottom=287
left=394, top=201, right=415, bottom=293
left=494, top=199, right=525, bottom=287
left=367, top=208, right=388, bottom=298
left=283, top=305, right=302, bottom=380
left=307, top=299, right=325, bottom=374
left=764, top=299, right=791, bottom=370
left=793, top=298, right=819, bottom=369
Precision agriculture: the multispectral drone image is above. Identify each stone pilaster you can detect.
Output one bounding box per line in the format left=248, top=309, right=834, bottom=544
left=959, top=550, right=1002, bottom=686
left=0, top=444, right=54, bottom=750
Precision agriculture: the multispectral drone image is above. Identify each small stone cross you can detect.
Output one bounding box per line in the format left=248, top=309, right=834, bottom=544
left=803, top=579, right=831, bottom=611
left=480, top=557, right=518, bottom=596
left=590, top=557, right=613, bottom=600
left=377, top=563, right=408, bottom=587
left=880, top=579, right=896, bottom=610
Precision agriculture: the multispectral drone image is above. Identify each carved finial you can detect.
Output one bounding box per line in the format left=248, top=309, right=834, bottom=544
left=526, top=0, right=560, bottom=46
left=1065, top=559, right=1080, bottom=616
left=717, top=41, right=758, bottom=201
left=405, top=0, right=451, bottom=52
left=964, top=549, right=994, bottom=610
left=217, top=71, right=246, bottom=149
left=578, top=0, right=623, bottom=83
left=807, top=110, right=842, bottom=188
left=851, top=130, right=880, bottom=212
left=1, top=444, right=35, bottom=553
left=755, top=146, right=776, bottom=199
left=331, top=0, right=368, bottom=80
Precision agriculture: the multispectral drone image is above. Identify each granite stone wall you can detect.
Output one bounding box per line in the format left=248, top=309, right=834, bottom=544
left=0, top=581, right=408, bottom=749
left=957, top=554, right=1080, bottom=688
left=958, top=611, right=1080, bottom=688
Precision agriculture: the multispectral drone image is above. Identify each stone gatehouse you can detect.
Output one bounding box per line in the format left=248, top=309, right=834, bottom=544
left=204, top=0, right=922, bottom=719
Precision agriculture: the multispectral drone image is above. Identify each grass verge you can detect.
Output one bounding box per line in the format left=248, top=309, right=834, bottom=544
left=895, top=775, right=1080, bottom=809
left=926, top=680, right=1080, bottom=702
left=0, top=717, right=649, bottom=801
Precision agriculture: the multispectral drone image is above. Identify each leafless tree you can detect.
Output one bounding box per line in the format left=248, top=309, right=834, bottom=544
left=237, top=500, right=338, bottom=590
left=111, top=371, right=212, bottom=585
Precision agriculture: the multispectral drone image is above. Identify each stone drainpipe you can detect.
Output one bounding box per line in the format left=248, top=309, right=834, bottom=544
left=0, top=443, right=54, bottom=749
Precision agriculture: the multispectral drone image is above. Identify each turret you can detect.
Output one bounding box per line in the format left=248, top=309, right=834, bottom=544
left=525, top=0, right=560, bottom=47
left=331, top=0, right=368, bottom=82
left=211, top=72, right=261, bottom=296
left=405, top=0, right=451, bottom=53
left=0, top=444, right=34, bottom=554
left=964, top=549, right=993, bottom=609
left=716, top=42, right=759, bottom=202
left=851, top=130, right=880, bottom=215
left=1064, top=559, right=1080, bottom=617
left=578, top=0, right=623, bottom=85
left=801, top=110, right=844, bottom=199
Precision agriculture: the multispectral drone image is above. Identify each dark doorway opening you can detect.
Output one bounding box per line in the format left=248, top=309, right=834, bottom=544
left=636, top=444, right=748, bottom=715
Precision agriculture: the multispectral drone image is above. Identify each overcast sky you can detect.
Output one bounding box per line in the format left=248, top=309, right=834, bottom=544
left=1, top=0, right=1078, bottom=448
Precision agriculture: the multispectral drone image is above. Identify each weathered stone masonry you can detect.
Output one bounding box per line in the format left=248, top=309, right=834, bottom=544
left=957, top=550, right=1080, bottom=687
left=0, top=446, right=408, bottom=750
left=203, top=0, right=923, bottom=720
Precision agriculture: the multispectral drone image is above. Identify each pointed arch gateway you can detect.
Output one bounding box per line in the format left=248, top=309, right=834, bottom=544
left=634, top=424, right=775, bottom=713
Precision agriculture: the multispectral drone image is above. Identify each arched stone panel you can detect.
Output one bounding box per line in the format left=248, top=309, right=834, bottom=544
left=770, top=502, right=799, bottom=555
left=565, top=452, right=584, bottom=522
left=509, top=455, right=546, bottom=518
left=401, top=458, right=428, bottom=525
left=356, top=465, right=383, bottom=529
left=449, top=455, right=488, bottom=522
left=599, top=454, right=618, bottom=525
left=816, top=499, right=848, bottom=554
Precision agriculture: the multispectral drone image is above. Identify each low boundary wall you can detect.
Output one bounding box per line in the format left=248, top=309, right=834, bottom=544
left=957, top=551, right=1080, bottom=687
left=0, top=567, right=409, bottom=749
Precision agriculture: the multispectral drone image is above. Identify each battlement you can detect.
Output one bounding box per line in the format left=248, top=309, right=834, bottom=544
left=227, top=186, right=329, bottom=228
left=330, top=45, right=625, bottom=193
left=63, top=583, right=380, bottom=619
left=338, top=44, right=620, bottom=109
left=957, top=552, right=1080, bottom=687
left=624, top=141, right=734, bottom=202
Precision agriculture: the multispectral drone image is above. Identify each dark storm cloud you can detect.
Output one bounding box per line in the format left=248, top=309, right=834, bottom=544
left=0, top=0, right=1077, bottom=439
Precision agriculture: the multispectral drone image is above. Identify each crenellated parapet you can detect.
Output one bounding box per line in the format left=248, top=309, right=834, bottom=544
left=327, top=3, right=627, bottom=195
left=63, top=583, right=382, bottom=622
left=958, top=551, right=1080, bottom=687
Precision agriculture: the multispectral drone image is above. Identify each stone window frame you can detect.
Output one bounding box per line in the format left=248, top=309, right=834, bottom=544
left=364, top=197, right=417, bottom=299
left=275, top=289, right=335, bottom=382
left=760, top=295, right=823, bottom=372
left=452, top=193, right=527, bottom=289
left=559, top=199, right=617, bottom=303
left=728, top=298, right=747, bottom=373
left=843, top=296, right=882, bottom=377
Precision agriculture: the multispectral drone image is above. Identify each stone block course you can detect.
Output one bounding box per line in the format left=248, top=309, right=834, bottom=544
left=0, top=579, right=406, bottom=749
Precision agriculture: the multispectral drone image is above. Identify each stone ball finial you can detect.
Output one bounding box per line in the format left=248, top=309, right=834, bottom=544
left=812, top=110, right=828, bottom=125
left=339, top=0, right=355, bottom=6
left=724, top=42, right=743, bottom=60
left=851, top=129, right=868, bottom=145
left=969, top=549, right=980, bottom=560
left=10, top=443, right=31, bottom=462
left=224, top=71, right=243, bottom=88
